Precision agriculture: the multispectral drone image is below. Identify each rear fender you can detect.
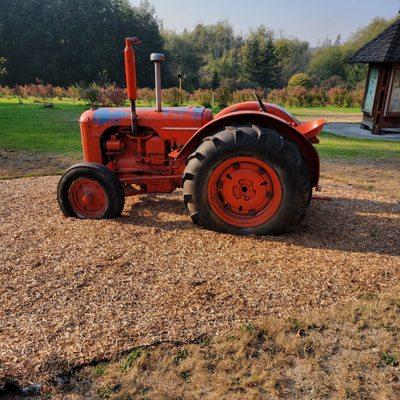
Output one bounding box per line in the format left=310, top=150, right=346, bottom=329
left=215, top=101, right=300, bottom=126
left=176, top=111, right=320, bottom=187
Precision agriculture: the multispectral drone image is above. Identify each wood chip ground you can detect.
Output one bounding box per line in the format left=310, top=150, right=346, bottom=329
left=0, top=166, right=399, bottom=385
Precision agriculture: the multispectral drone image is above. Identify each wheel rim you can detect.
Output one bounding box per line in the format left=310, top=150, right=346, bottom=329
left=207, top=156, right=282, bottom=228
left=68, top=178, right=108, bottom=218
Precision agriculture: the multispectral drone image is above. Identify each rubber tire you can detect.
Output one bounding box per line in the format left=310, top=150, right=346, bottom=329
left=57, top=162, right=125, bottom=219
left=182, top=125, right=311, bottom=235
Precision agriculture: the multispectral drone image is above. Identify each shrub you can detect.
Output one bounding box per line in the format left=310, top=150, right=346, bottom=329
left=351, top=87, right=364, bottom=107
left=285, top=86, right=310, bottom=107
left=191, top=89, right=213, bottom=108
left=0, top=85, right=12, bottom=97
left=12, top=85, right=28, bottom=104
left=267, top=88, right=288, bottom=106
left=138, top=87, right=155, bottom=105
left=309, top=87, right=327, bottom=107
left=232, top=88, right=259, bottom=103
left=162, top=87, right=189, bottom=106
left=37, top=84, right=55, bottom=107
left=100, top=84, right=126, bottom=107
left=66, top=84, right=82, bottom=102
left=288, top=73, right=312, bottom=89
left=81, top=83, right=102, bottom=106
left=54, top=86, right=65, bottom=100
left=320, top=75, right=346, bottom=90
left=214, top=86, right=233, bottom=107
left=327, top=87, right=353, bottom=107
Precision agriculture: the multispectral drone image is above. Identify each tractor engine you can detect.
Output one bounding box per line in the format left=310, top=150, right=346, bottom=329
left=103, top=129, right=173, bottom=193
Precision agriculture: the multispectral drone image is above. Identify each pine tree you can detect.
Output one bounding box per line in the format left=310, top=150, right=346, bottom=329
left=241, top=26, right=278, bottom=88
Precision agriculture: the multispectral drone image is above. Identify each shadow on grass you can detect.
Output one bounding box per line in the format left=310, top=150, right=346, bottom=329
left=119, top=193, right=400, bottom=257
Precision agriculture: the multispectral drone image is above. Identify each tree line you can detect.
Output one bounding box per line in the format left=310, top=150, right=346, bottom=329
left=0, top=0, right=397, bottom=91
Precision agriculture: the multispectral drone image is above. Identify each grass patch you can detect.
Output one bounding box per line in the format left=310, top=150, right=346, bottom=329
left=287, top=105, right=361, bottom=115
left=318, top=132, right=400, bottom=159
left=0, top=100, right=85, bottom=154
left=121, top=349, right=142, bottom=372
left=53, top=287, right=400, bottom=399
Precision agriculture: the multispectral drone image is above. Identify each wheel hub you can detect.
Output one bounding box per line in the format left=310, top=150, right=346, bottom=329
left=208, top=157, right=282, bottom=228
left=81, top=193, right=92, bottom=205
left=68, top=178, right=108, bottom=218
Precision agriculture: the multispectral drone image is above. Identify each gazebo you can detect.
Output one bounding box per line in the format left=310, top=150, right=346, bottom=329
left=348, top=18, right=400, bottom=135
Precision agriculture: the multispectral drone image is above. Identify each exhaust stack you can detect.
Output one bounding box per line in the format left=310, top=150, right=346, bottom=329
left=124, top=37, right=141, bottom=136
left=151, top=53, right=165, bottom=112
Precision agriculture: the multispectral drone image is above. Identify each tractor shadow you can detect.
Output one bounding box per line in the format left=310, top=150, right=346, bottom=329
left=119, top=193, right=400, bottom=257
left=119, top=194, right=192, bottom=231
left=271, top=196, right=400, bottom=257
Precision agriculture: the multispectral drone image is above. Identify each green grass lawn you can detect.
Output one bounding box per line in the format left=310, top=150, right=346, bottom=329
left=0, top=98, right=85, bottom=154
left=0, top=97, right=399, bottom=160
left=318, top=132, right=400, bottom=159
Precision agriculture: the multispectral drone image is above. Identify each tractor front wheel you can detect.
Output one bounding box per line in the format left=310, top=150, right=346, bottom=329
left=57, top=162, right=125, bottom=219
left=182, top=125, right=311, bottom=235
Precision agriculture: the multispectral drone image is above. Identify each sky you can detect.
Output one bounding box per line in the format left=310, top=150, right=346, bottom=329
left=134, top=0, right=399, bottom=46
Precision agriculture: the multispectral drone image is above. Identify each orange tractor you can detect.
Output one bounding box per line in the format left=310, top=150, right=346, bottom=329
left=58, top=37, right=325, bottom=235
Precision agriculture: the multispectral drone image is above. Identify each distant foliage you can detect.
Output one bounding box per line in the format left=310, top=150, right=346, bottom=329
left=191, top=89, right=213, bottom=108
left=320, top=75, right=346, bottom=90
left=162, top=87, right=189, bottom=106
left=12, top=85, right=28, bottom=104
left=54, top=86, right=65, bottom=100
left=214, top=86, right=233, bottom=107
left=232, top=88, right=259, bottom=103
left=327, top=87, right=353, bottom=107
left=0, top=85, right=13, bottom=97
left=3, top=81, right=363, bottom=109
left=288, top=73, right=312, bottom=89
left=80, top=83, right=102, bottom=107
left=100, top=85, right=126, bottom=107
left=267, top=85, right=362, bottom=108
left=137, top=88, right=155, bottom=105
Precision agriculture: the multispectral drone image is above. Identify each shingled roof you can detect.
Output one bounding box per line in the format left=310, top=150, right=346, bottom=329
left=348, top=18, right=400, bottom=63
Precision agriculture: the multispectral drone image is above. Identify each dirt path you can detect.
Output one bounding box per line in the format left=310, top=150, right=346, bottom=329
left=0, top=162, right=399, bottom=386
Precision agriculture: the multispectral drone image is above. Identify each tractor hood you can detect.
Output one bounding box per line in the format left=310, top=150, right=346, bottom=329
left=80, top=106, right=213, bottom=145
left=82, top=106, right=213, bottom=126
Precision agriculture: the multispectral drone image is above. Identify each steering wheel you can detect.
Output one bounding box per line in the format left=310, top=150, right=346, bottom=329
left=254, top=91, right=267, bottom=113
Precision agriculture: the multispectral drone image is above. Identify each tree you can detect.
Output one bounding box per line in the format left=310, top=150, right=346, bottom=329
left=308, top=46, right=347, bottom=84
left=0, top=0, right=164, bottom=87
left=241, top=26, right=277, bottom=88
left=163, top=31, right=201, bottom=91
left=0, top=58, right=6, bottom=77
left=275, top=38, right=310, bottom=87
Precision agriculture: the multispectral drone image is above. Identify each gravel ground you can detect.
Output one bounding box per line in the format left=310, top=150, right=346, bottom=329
left=0, top=174, right=399, bottom=386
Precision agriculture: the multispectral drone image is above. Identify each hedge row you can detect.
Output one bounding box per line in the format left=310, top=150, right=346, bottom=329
left=0, top=84, right=363, bottom=108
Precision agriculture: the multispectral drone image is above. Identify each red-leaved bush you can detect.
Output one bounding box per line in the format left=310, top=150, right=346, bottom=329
left=162, top=87, right=189, bottom=106
left=137, top=88, right=155, bottom=105
left=327, top=87, right=353, bottom=107
left=100, top=85, right=126, bottom=107
left=191, top=89, right=213, bottom=108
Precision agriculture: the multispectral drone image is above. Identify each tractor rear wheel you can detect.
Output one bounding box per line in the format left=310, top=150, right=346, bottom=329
left=182, top=125, right=311, bottom=235
left=58, top=162, right=125, bottom=219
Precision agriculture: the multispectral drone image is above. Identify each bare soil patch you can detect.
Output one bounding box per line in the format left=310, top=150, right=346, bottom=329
left=0, top=149, right=80, bottom=179
left=0, top=161, right=399, bottom=387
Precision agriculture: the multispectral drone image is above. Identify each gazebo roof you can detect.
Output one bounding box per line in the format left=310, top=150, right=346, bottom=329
left=348, top=18, right=400, bottom=63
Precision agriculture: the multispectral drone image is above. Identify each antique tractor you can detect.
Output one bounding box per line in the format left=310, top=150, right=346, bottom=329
left=58, top=37, right=325, bottom=235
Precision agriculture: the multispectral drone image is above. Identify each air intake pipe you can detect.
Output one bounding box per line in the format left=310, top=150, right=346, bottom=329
left=151, top=53, right=165, bottom=112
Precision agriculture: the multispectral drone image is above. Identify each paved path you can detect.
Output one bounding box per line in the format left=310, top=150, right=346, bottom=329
left=324, top=122, right=400, bottom=141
